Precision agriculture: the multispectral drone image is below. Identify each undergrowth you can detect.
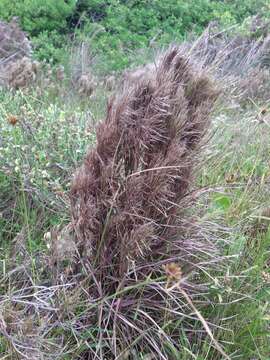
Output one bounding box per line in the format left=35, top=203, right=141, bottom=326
left=0, top=49, right=270, bottom=359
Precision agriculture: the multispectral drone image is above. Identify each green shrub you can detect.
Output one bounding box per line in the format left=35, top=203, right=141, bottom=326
left=0, top=0, right=76, bottom=62
left=1, top=0, right=270, bottom=68
left=76, top=0, right=270, bottom=71
left=0, top=0, right=76, bottom=35
left=31, top=31, right=67, bottom=63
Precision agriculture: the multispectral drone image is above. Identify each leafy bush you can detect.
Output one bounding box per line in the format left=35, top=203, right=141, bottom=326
left=0, top=0, right=270, bottom=68
left=0, top=0, right=76, bottom=62
left=83, top=0, right=215, bottom=70
left=31, top=31, right=67, bottom=63
left=0, top=0, right=76, bottom=35
left=76, top=0, right=270, bottom=71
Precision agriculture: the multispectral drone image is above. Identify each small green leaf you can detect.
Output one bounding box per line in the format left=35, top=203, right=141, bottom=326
left=214, top=195, right=231, bottom=210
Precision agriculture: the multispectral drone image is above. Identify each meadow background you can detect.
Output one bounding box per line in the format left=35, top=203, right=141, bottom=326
left=0, top=1, right=270, bottom=359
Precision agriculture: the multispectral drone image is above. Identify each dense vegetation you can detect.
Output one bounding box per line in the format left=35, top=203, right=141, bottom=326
left=1, top=0, right=270, bottom=69
left=0, top=1, right=270, bottom=359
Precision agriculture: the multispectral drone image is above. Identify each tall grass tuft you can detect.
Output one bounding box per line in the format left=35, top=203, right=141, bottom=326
left=70, top=46, right=220, bottom=358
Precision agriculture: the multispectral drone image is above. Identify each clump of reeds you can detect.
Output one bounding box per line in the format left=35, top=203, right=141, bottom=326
left=70, top=46, right=221, bottom=358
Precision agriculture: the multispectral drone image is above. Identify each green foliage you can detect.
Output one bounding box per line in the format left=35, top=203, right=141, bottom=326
left=70, top=0, right=109, bottom=24
left=0, top=0, right=76, bottom=35
left=0, top=0, right=76, bottom=62
left=0, top=0, right=270, bottom=68
left=31, top=31, right=67, bottom=63
left=0, top=47, right=270, bottom=357
left=83, top=0, right=215, bottom=70
left=75, top=0, right=270, bottom=70
left=217, top=0, right=270, bottom=22
left=213, top=194, right=232, bottom=211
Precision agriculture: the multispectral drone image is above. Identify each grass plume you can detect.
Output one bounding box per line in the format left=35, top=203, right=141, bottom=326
left=70, top=46, right=220, bottom=358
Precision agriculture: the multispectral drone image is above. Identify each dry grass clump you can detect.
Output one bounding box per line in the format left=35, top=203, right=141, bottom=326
left=0, top=17, right=31, bottom=64
left=70, top=46, right=220, bottom=358
left=186, top=18, right=270, bottom=75
left=55, top=65, right=65, bottom=82
left=103, top=74, right=116, bottom=91
left=0, top=18, right=33, bottom=88
left=123, top=62, right=157, bottom=83
left=69, top=41, right=97, bottom=96
left=0, top=18, right=67, bottom=92
left=180, top=18, right=270, bottom=104
left=0, top=269, right=69, bottom=359
left=4, top=58, right=67, bottom=93
left=235, top=67, right=270, bottom=103
left=5, top=56, right=39, bottom=89
left=76, top=73, right=97, bottom=96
